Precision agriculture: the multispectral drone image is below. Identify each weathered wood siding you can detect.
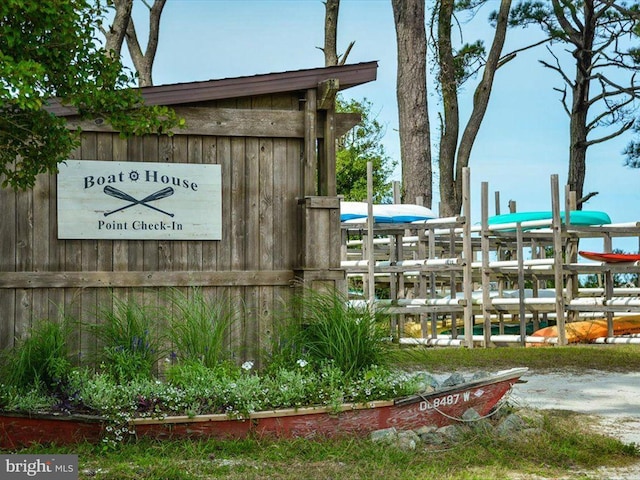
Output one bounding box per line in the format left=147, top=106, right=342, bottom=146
left=0, top=92, right=344, bottom=361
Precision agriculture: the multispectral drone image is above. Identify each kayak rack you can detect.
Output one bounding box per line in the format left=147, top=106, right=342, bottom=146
left=341, top=169, right=640, bottom=347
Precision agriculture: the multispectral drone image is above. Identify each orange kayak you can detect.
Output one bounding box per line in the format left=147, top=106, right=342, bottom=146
left=530, top=315, right=640, bottom=345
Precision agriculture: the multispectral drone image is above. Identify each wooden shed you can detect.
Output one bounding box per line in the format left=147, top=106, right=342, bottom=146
left=0, top=61, right=378, bottom=361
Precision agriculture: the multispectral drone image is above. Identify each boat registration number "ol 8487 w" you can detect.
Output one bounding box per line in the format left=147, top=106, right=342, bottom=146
left=419, top=391, right=476, bottom=411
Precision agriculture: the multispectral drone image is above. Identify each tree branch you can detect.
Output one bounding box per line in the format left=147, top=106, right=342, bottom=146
left=585, top=119, right=634, bottom=147
left=577, top=191, right=599, bottom=207
left=338, top=41, right=355, bottom=65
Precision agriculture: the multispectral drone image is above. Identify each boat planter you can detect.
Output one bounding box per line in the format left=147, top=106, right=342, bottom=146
left=0, top=368, right=527, bottom=448
left=0, top=412, right=106, bottom=449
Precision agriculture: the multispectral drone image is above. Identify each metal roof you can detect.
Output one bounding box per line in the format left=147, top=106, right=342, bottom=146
left=48, top=61, right=378, bottom=116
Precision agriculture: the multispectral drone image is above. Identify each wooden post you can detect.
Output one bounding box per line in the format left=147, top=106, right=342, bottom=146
left=551, top=175, right=567, bottom=345
left=296, top=196, right=345, bottom=293
left=367, top=162, right=375, bottom=310
left=428, top=224, right=438, bottom=339
left=393, top=181, right=401, bottom=202
left=565, top=186, right=579, bottom=326
left=448, top=227, right=458, bottom=338
left=603, top=234, right=614, bottom=337
left=321, top=109, right=336, bottom=196
left=516, top=224, right=526, bottom=346
left=481, top=182, right=493, bottom=347
left=462, top=167, right=474, bottom=348
left=304, top=89, right=318, bottom=196
left=317, top=79, right=338, bottom=197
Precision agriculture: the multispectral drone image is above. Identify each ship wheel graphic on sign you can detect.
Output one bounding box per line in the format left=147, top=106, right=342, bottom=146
left=103, top=185, right=175, bottom=217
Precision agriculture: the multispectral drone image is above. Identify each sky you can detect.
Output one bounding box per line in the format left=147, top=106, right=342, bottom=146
left=125, top=0, right=640, bottom=252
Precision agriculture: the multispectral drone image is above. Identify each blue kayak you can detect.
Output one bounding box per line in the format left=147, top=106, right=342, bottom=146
left=340, top=202, right=437, bottom=223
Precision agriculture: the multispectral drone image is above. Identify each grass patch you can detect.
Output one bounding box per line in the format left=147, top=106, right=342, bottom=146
left=167, top=288, right=239, bottom=368
left=272, top=288, right=392, bottom=377
left=91, top=297, right=164, bottom=382
left=391, top=344, right=640, bottom=373
left=10, top=410, right=638, bottom=479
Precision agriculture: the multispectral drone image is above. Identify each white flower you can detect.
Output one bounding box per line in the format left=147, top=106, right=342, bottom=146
left=241, top=361, right=254, bottom=371
left=296, top=359, right=308, bottom=368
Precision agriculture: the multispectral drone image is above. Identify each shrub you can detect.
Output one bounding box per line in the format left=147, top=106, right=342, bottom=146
left=91, top=297, right=164, bottom=382
left=0, top=318, right=73, bottom=391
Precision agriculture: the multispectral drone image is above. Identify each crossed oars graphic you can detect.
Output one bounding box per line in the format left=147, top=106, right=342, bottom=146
left=103, top=185, right=175, bottom=217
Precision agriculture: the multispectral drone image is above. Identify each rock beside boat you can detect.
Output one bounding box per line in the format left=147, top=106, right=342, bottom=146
left=369, top=407, right=541, bottom=451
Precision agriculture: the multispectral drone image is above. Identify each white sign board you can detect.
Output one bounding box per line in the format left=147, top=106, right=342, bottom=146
left=58, top=160, right=222, bottom=240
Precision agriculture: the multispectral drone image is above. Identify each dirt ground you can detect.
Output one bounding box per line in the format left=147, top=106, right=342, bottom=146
left=511, top=370, right=640, bottom=479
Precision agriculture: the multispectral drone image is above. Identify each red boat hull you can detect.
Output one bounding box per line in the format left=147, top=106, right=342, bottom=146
left=133, top=368, right=526, bottom=441
left=0, top=368, right=526, bottom=448
left=0, top=414, right=105, bottom=450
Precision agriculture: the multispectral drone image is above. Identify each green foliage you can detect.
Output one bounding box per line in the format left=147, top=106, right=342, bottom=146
left=91, top=297, right=164, bottom=382
left=0, top=0, right=182, bottom=190
left=0, top=385, right=56, bottom=413
left=452, top=40, right=486, bottom=84
left=336, top=97, right=396, bottom=202
left=167, top=288, right=239, bottom=368
left=0, top=318, right=73, bottom=391
left=277, top=288, right=392, bottom=377
left=430, top=2, right=489, bottom=89
left=127, top=361, right=420, bottom=418
left=67, top=369, right=125, bottom=413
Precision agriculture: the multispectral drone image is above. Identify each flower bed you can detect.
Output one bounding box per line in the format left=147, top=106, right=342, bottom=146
left=0, top=288, right=452, bottom=448
left=0, top=369, right=527, bottom=448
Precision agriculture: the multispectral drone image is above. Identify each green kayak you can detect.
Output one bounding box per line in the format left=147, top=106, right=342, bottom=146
left=488, top=210, right=611, bottom=230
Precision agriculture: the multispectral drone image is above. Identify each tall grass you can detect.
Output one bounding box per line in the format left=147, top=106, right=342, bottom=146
left=0, top=318, right=72, bottom=390
left=276, top=289, right=392, bottom=377
left=91, top=297, right=164, bottom=382
left=167, top=288, right=238, bottom=368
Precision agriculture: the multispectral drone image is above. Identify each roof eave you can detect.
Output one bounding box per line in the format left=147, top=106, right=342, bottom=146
left=47, top=61, right=378, bottom=116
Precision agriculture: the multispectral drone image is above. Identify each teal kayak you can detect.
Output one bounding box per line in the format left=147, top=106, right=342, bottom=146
left=488, top=210, right=611, bottom=229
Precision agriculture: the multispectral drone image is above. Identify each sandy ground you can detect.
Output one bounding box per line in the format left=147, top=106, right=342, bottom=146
left=511, top=370, right=640, bottom=445
left=510, top=370, right=640, bottom=480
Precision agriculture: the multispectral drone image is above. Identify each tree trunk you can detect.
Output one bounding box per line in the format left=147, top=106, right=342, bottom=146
left=104, top=0, right=166, bottom=87
left=392, top=0, right=432, bottom=207
left=103, top=0, right=133, bottom=58
left=566, top=0, right=595, bottom=206
left=324, top=0, right=340, bottom=66
left=436, top=0, right=459, bottom=216
left=125, top=0, right=167, bottom=87
left=448, top=0, right=512, bottom=216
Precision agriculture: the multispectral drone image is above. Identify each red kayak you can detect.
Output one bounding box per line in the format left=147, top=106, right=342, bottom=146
left=579, top=251, right=640, bottom=263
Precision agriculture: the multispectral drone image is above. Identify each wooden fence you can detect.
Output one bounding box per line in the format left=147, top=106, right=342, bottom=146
left=0, top=62, right=377, bottom=362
